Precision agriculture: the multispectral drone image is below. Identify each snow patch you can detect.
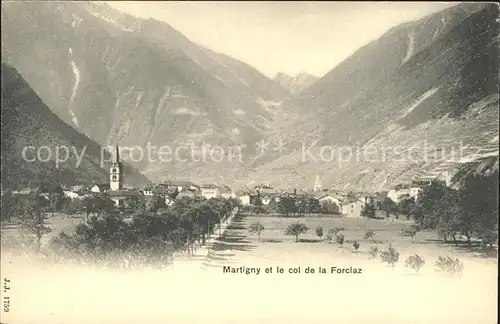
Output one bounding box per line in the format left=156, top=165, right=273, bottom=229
left=402, top=30, right=416, bottom=65
left=68, top=48, right=80, bottom=127
left=233, top=109, right=246, bottom=115
left=459, top=151, right=499, bottom=163
left=398, top=87, right=439, bottom=120
left=231, top=128, right=240, bottom=135
left=88, top=10, right=133, bottom=32
left=463, top=94, right=500, bottom=118
left=489, top=135, right=499, bottom=144
left=173, top=107, right=202, bottom=116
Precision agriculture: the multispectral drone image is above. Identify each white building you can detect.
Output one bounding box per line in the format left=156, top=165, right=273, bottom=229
left=64, top=191, right=81, bottom=199
left=90, top=184, right=110, bottom=193
left=341, top=199, right=365, bottom=218
left=237, top=192, right=251, bottom=205
left=200, top=185, right=221, bottom=200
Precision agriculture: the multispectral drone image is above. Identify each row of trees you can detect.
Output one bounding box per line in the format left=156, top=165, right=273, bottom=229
left=411, top=170, right=498, bottom=247
left=50, top=196, right=240, bottom=267
left=242, top=195, right=340, bottom=216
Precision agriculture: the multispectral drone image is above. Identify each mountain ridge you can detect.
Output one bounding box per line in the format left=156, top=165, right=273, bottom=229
left=1, top=63, right=150, bottom=189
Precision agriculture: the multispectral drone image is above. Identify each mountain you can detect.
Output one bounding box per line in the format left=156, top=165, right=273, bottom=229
left=1, top=2, right=289, bottom=184
left=236, top=3, right=499, bottom=190
left=274, top=72, right=319, bottom=94
left=1, top=64, right=150, bottom=189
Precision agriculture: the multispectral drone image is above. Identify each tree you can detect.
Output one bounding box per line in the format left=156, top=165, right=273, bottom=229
left=277, top=196, right=296, bottom=216
left=336, top=233, right=345, bottom=252
left=352, top=240, right=360, bottom=252
left=369, top=247, right=379, bottom=260
left=316, top=225, right=323, bottom=241
left=398, top=196, right=415, bottom=221
left=20, top=194, right=52, bottom=252
left=361, top=203, right=375, bottom=218
left=364, top=230, right=376, bottom=242
left=284, top=223, right=309, bottom=242
left=400, top=225, right=420, bottom=243
left=434, top=256, right=464, bottom=276
left=1, top=191, right=16, bottom=221
left=381, top=197, right=398, bottom=218
left=249, top=222, right=265, bottom=242
left=380, top=244, right=399, bottom=272
left=124, top=197, right=141, bottom=211
left=329, top=227, right=344, bottom=238
left=405, top=254, right=425, bottom=273
left=65, top=199, right=84, bottom=217
left=411, top=181, right=449, bottom=229
left=320, top=201, right=340, bottom=214
left=434, top=189, right=461, bottom=243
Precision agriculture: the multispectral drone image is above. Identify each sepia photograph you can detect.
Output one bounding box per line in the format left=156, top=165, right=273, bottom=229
left=1, top=1, right=498, bottom=323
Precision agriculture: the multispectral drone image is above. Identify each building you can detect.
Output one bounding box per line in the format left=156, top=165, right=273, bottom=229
left=387, top=182, right=427, bottom=204
left=90, top=184, right=110, bottom=193
left=314, top=175, right=322, bottom=192
left=109, top=145, right=123, bottom=191
left=63, top=191, right=82, bottom=200
left=107, top=144, right=139, bottom=208
left=142, top=187, right=154, bottom=197
left=220, top=187, right=236, bottom=199
left=168, top=181, right=199, bottom=192
left=176, top=190, right=201, bottom=200
left=237, top=191, right=252, bottom=205
left=341, top=198, right=365, bottom=218
left=200, top=184, right=221, bottom=200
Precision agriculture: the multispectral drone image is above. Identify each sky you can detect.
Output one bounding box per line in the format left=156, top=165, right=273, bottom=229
left=106, top=1, right=456, bottom=79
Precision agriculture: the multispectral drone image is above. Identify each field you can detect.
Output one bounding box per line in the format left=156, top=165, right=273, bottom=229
left=202, top=214, right=497, bottom=272
left=1, top=213, right=497, bottom=324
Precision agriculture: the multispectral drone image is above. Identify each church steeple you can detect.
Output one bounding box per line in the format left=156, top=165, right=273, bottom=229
left=112, top=143, right=120, bottom=164
left=314, top=174, right=323, bottom=192
left=110, top=144, right=123, bottom=191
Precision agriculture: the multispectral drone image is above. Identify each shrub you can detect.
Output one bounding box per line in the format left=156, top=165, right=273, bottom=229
left=380, top=244, right=399, bottom=271
left=405, top=254, right=425, bottom=273
left=434, top=256, right=464, bottom=276
left=364, top=230, right=376, bottom=242
left=352, top=241, right=360, bottom=252
left=248, top=222, right=265, bottom=241
left=284, top=223, right=309, bottom=242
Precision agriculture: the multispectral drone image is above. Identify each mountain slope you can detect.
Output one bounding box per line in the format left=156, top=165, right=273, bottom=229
left=1, top=1, right=288, bottom=184
left=1, top=64, right=150, bottom=189
left=274, top=72, right=318, bottom=94
left=236, top=3, right=499, bottom=190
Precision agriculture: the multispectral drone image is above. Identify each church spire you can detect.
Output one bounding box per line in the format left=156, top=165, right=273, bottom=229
left=112, top=144, right=120, bottom=164
left=314, top=173, right=323, bottom=192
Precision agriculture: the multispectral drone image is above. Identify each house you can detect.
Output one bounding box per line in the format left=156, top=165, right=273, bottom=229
left=237, top=191, right=252, bottom=205
left=70, top=185, right=85, bottom=193
left=200, top=185, right=221, bottom=200
left=64, top=191, right=83, bottom=200
left=261, top=192, right=280, bottom=205
left=315, top=192, right=344, bottom=213
left=151, top=187, right=176, bottom=198
left=90, top=184, right=110, bottom=193
left=256, top=188, right=280, bottom=205
left=108, top=190, right=142, bottom=208
left=176, top=190, right=199, bottom=199
left=341, top=198, right=365, bottom=218
left=220, top=187, right=236, bottom=199
left=12, top=188, right=37, bottom=196
left=165, top=196, right=175, bottom=206
left=388, top=182, right=426, bottom=204
left=142, top=187, right=154, bottom=197
left=169, top=181, right=199, bottom=192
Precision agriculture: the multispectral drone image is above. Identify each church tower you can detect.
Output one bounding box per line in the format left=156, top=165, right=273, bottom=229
left=313, top=174, right=323, bottom=192
left=110, top=144, right=123, bottom=191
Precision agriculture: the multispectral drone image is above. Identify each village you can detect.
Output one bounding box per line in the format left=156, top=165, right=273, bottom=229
left=4, top=145, right=443, bottom=221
